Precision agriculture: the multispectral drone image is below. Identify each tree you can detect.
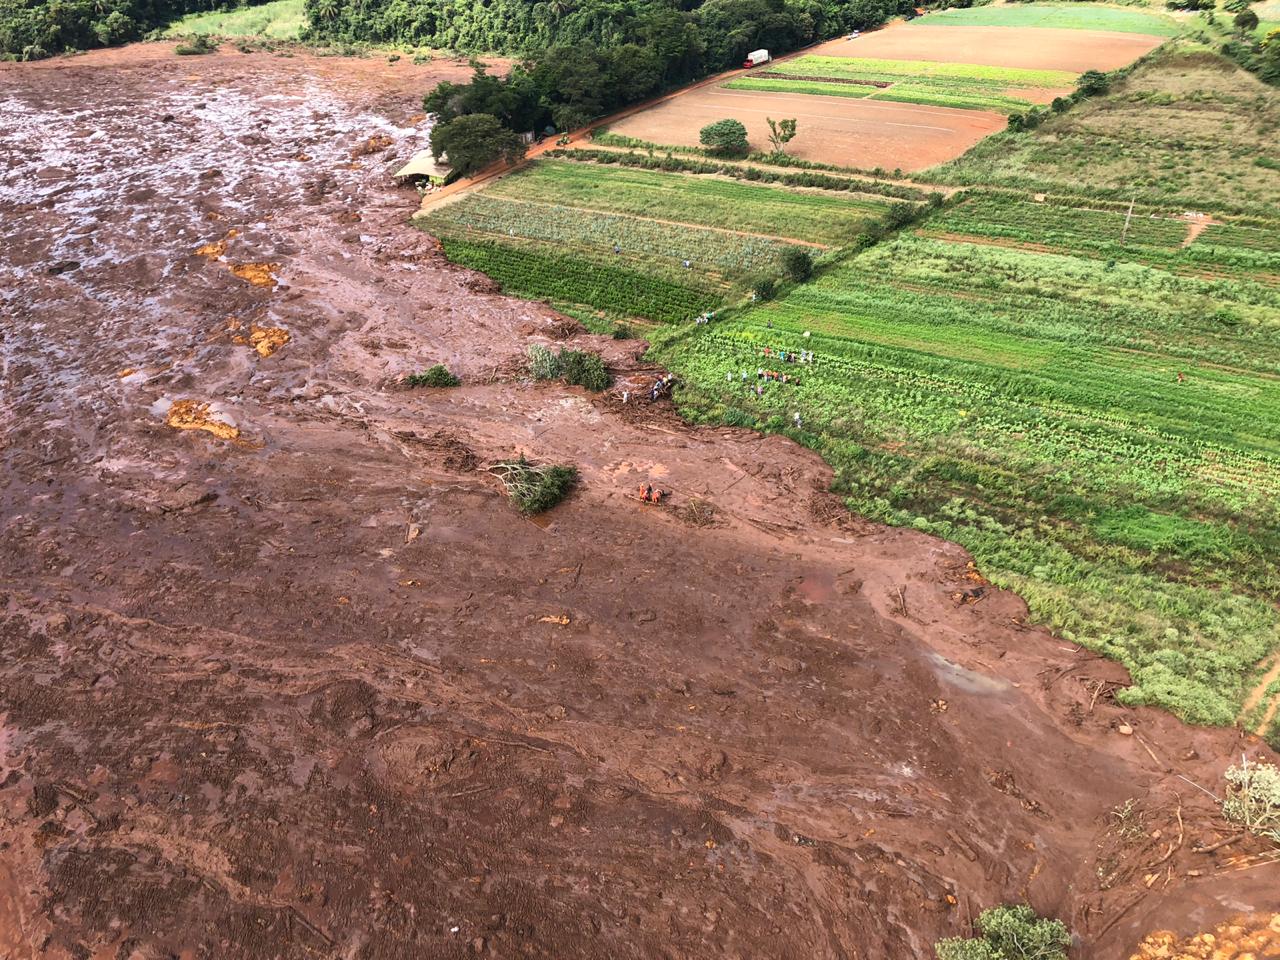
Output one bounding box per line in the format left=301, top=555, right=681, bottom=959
left=1259, top=29, right=1280, bottom=83
left=430, top=114, right=527, bottom=177
left=781, top=247, right=812, bottom=281
left=1076, top=69, right=1110, bottom=97
left=1235, top=8, right=1259, bottom=33
left=766, top=116, right=797, bottom=155
left=699, top=118, right=748, bottom=157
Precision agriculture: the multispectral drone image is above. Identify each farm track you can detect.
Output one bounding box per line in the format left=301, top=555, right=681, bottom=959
left=2, top=40, right=1279, bottom=960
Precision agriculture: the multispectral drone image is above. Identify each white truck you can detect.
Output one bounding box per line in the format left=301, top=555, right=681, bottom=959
left=743, top=49, right=771, bottom=68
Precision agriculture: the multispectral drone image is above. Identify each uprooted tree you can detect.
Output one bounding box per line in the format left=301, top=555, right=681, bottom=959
left=487, top=456, right=578, bottom=514
left=935, top=904, right=1070, bottom=960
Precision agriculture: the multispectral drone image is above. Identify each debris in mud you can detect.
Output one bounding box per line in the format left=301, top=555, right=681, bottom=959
left=350, top=134, right=394, bottom=158
left=391, top=430, right=478, bottom=472
left=46, top=260, right=79, bottom=275
left=229, top=261, right=279, bottom=287
left=1128, top=912, right=1280, bottom=958
left=196, top=229, right=239, bottom=260
left=165, top=399, right=240, bottom=441
left=678, top=498, right=717, bottom=527
left=239, top=324, right=290, bottom=357
left=538, top=614, right=571, bottom=625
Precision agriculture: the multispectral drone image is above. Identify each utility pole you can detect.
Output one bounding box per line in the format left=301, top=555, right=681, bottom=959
left=1120, top=194, right=1136, bottom=246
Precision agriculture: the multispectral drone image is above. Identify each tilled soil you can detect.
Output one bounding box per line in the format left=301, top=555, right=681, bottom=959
left=1, top=44, right=1277, bottom=960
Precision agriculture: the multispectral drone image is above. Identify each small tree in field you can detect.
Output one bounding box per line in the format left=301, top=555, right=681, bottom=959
left=766, top=117, right=797, bottom=155
left=1076, top=69, right=1110, bottom=97
left=699, top=118, right=749, bottom=157
left=1234, top=8, right=1260, bottom=34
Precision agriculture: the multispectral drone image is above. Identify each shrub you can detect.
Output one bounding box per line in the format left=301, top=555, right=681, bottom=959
left=175, top=35, right=217, bottom=55
left=612, top=322, right=634, bottom=340
left=405, top=364, right=460, bottom=387
left=1077, top=69, right=1110, bottom=97
left=528, top=343, right=562, bottom=380
left=699, top=118, right=749, bottom=158
left=527, top=345, right=610, bottom=390
left=558, top=349, right=611, bottom=391
left=936, top=905, right=1070, bottom=960
left=1223, top=759, right=1280, bottom=844
left=883, top=201, right=920, bottom=230
left=782, top=247, right=813, bottom=282
left=488, top=456, right=577, bottom=514
left=752, top=276, right=776, bottom=301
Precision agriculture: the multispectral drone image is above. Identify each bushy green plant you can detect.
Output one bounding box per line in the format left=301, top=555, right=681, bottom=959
left=936, top=905, right=1070, bottom=960
left=1223, top=758, right=1280, bottom=844
left=528, top=343, right=562, bottom=380
left=558, top=349, right=611, bottom=391
left=752, top=276, right=775, bottom=300
left=175, top=34, right=217, bottom=54
left=612, top=322, right=634, bottom=340
left=699, top=119, right=749, bottom=158
left=405, top=364, right=460, bottom=387
left=526, top=345, right=609, bottom=390
left=782, top=247, right=813, bottom=281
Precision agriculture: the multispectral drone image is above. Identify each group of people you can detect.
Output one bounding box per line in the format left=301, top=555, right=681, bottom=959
left=636, top=483, right=665, bottom=504
left=694, top=311, right=715, bottom=325
left=762, top=346, right=814, bottom=364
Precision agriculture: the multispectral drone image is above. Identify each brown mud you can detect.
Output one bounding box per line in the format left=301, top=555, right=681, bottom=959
left=1, top=44, right=1277, bottom=960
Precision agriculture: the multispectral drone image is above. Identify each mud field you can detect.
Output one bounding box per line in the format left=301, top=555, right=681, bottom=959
left=605, top=85, right=1005, bottom=171
left=2, top=44, right=1278, bottom=960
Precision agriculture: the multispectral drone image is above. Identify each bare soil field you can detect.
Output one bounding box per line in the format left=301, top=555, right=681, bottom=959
left=606, top=85, right=1006, bottom=170
left=1, top=43, right=1277, bottom=960
left=808, top=21, right=1167, bottom=72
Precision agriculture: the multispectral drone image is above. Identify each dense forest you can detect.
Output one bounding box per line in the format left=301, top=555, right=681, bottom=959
left=304, top=0, right=907, bottom=62
left=0, top=0, right=263, bottom=57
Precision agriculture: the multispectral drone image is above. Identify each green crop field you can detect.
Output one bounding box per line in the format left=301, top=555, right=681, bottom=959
left=418, top=158, right=900, bottom=323
left=922, top=2, right=1181, bottom=36
left=485, top=161, right=890, bottom=246
left=163, top=0, right=307, bottom=38
left=725, top=56, right=1077, bottom=113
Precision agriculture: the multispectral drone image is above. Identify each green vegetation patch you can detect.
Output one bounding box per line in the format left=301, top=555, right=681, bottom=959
left=425, top=193, right=802, bottom=281
left=928, top=46, right=1280, bottom=216
left=486, top=160, right=887, bottom=246
left=922, top=3, right=1181, bottom=36
left=163, top=0, right=306, bottom=39
left=438, top=237, right=715, bottom=324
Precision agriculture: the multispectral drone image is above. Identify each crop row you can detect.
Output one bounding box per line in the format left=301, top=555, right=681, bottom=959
left=724, top=76, right=1040, bottom=113
left=439, top=237, right=715, bottom=324
left=772, top=56, right=1078, bottom=88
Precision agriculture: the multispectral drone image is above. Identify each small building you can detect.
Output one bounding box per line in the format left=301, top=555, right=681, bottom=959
left=394, top=150, right=452, bottom=187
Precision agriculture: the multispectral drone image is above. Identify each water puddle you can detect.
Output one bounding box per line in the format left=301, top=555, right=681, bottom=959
left=922, top=650, right=1009, bottom=696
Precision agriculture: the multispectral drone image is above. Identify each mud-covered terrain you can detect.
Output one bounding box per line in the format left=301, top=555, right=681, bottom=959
left=1, top=45, right=1276, bottom=959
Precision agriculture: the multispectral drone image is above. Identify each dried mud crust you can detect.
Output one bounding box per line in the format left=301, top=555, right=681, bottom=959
left=1, top=45, right=1278, bottom=960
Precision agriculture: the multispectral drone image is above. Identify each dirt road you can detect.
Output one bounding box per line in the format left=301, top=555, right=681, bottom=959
left=1, top=44, right=1276, bottom=959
